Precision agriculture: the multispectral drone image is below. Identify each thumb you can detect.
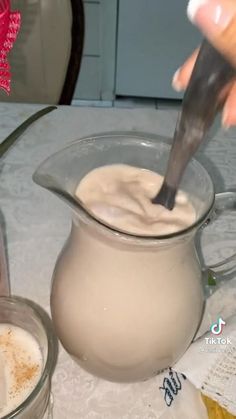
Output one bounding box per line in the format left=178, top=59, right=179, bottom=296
left=187, top=0, right=236, bottom=68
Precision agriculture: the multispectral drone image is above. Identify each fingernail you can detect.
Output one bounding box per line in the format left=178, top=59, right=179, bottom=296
left=223, top=122, right=230, bottom=131
left=187, top=0, right=233, bottom=37
left=187, top=0, right=208, bottom=21
left=172, top=69, right=183, bottom=92
left=222, top=107, right=230, bottom=130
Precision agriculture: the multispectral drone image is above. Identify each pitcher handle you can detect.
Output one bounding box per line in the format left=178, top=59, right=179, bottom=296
left=194, top=191, right=236, bottom=340
left=201, top=191, right=236, bottom=297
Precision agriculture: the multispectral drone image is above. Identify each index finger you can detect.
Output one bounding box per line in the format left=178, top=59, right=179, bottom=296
left=172, top=48, right=200, bottom=91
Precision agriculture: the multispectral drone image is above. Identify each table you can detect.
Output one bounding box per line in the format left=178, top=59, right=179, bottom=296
left=1, top=102, right=236, bottom=418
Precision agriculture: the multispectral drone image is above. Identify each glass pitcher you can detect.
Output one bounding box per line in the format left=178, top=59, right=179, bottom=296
left=33, top=132, right=236, bottom=383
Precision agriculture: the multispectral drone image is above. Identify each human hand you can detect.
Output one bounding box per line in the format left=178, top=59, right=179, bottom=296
left=172, top=0, right=236, bottom=128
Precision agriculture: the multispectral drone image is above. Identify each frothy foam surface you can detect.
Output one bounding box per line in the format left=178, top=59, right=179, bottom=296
left=76, top=164, right=196, bottom=235
left=0, top=324, right=42, bottom=417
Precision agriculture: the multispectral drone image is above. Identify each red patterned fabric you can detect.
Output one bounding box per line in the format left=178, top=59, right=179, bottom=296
left=0, top=0, right=21, bottom=93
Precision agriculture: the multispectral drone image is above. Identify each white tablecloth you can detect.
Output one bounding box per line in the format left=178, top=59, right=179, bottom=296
left=1, top=102, right=236, bottom=418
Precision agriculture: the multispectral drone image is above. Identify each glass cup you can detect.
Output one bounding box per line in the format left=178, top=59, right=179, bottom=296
left=0, top=296, right=58, bottom=419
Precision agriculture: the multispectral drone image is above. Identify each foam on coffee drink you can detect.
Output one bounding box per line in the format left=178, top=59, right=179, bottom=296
left=0, top=324, right=42, bottom=417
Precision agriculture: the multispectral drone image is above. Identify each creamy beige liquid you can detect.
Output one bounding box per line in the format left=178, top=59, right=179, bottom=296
left=51, top=164, right=204, bottom=382
left=77, top=164, right=196, bottom=235
left=0, top=324, right=42, bottom=417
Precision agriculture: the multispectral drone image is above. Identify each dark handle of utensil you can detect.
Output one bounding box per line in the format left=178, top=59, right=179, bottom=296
left=153, top=39, right=236, bottom=210
left=181, top=39, right=235, bottom=130
left=0, top=105, right=57, bottom=159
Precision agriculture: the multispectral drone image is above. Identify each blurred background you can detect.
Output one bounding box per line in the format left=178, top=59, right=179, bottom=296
left=0, top=0, right=202, bottom=107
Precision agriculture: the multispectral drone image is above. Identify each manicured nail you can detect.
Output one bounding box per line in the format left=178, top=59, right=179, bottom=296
left=222, top=122, right=230, bottom=131
left=222, top=107, right=230, bottom=130
left=187, top=0, right=208, bottom=22
left=172, top=69, right=183, bottom=92
left=187, top=0, right=233, bottom=37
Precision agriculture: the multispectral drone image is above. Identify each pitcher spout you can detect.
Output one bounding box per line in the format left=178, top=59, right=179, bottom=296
left=32, top=140, right=91, bottom=215
left=33, top=166, right=82, bottom=215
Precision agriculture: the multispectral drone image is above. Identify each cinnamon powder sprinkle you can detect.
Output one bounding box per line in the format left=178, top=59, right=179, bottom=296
left=0, top=327, right=40, bottom=397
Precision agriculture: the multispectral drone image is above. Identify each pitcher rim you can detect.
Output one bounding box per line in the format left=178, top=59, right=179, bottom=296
left=34, top=131, right=216, bottom=242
